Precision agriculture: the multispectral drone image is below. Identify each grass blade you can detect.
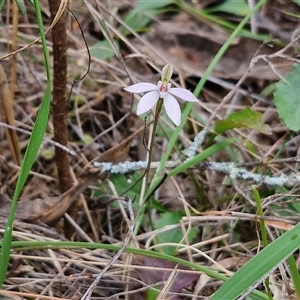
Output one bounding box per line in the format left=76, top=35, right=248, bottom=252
left=0, top=0, right=51, bottom=287
left=211, top=222, right=300, bottom=299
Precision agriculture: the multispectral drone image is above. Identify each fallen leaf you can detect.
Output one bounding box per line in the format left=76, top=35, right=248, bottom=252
left=134, top=256, right=199, bottom=299
left=0, top=171, right=101, bottom=224
left=215, top=107, right=272, bottom=135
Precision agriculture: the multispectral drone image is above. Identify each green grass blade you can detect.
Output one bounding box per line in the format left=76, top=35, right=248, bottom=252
left=252, top=186, right=271, bottom=297
left=168, top=139, right=234, bottom=177
left=287, top=254, right=300, bottom=298
left=0, top=0, right=51, bottom=288
left=0, top=0, right=5, bottom=11
left=15, top=0, right=26, bottom=14
left=253, top=186, right=268, bottom=247
left=211, top=222, right=300, bottom=299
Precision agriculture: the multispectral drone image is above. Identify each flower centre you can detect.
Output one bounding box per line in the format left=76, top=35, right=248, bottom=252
left=159, top=83, right=169, bottom=93
left=158, top=81, right=171, bottom=98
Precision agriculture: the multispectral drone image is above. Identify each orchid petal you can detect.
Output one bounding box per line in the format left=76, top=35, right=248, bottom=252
left=124, top=82, right=158, bottom=93
left=169, top=88, right=199, bottom=102
left=136, top=91, right=160, bottom=115
left=164, top=93, right=181, bottom=126
left=161, top=64, right=173, bottom=82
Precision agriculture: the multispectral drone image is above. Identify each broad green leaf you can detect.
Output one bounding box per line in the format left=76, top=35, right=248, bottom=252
left=90, top=40, right=119, bottom=60
left=122, top=9, right=156, bottom=34
left=205, top=0, right=250, bottom=16
left=95, top=172, right=143, bottom=203
left=211, top=222, right=300, bottom=299
left=274, top=64, right=300, bottom=131
left=135, top=0, right=173, bottom=11
left=154, top=211, right=197, bottom=255
left=214, top=107, right=271, bottom=134
left=122, top=0, right=173, bottom=35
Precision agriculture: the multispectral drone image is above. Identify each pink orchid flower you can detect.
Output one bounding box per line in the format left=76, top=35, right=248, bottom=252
left=124, top=64, right=198, bottom=126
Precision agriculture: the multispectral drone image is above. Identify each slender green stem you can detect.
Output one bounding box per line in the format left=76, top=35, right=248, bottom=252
left=145, top=98, right=163, bottom=185
left=253, top=185, right=271, bottom=298
left=253, top=186, right=268, bottom=247
left=134, top=98, right=163, bottom=234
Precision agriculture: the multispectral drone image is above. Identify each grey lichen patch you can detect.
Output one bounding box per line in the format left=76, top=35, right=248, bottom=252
left=93, top=161, right=148, bottom=174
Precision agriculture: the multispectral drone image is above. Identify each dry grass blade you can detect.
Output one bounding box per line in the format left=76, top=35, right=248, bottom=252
left=81, top=198, right=135, bottom=299
left=0, top=63, right=20, bottom=165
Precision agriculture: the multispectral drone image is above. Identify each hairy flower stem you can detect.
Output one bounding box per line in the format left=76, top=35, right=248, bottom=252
left=134, top=98, right=163, bottom=235
left=145, top=98, right=163, bottom=187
